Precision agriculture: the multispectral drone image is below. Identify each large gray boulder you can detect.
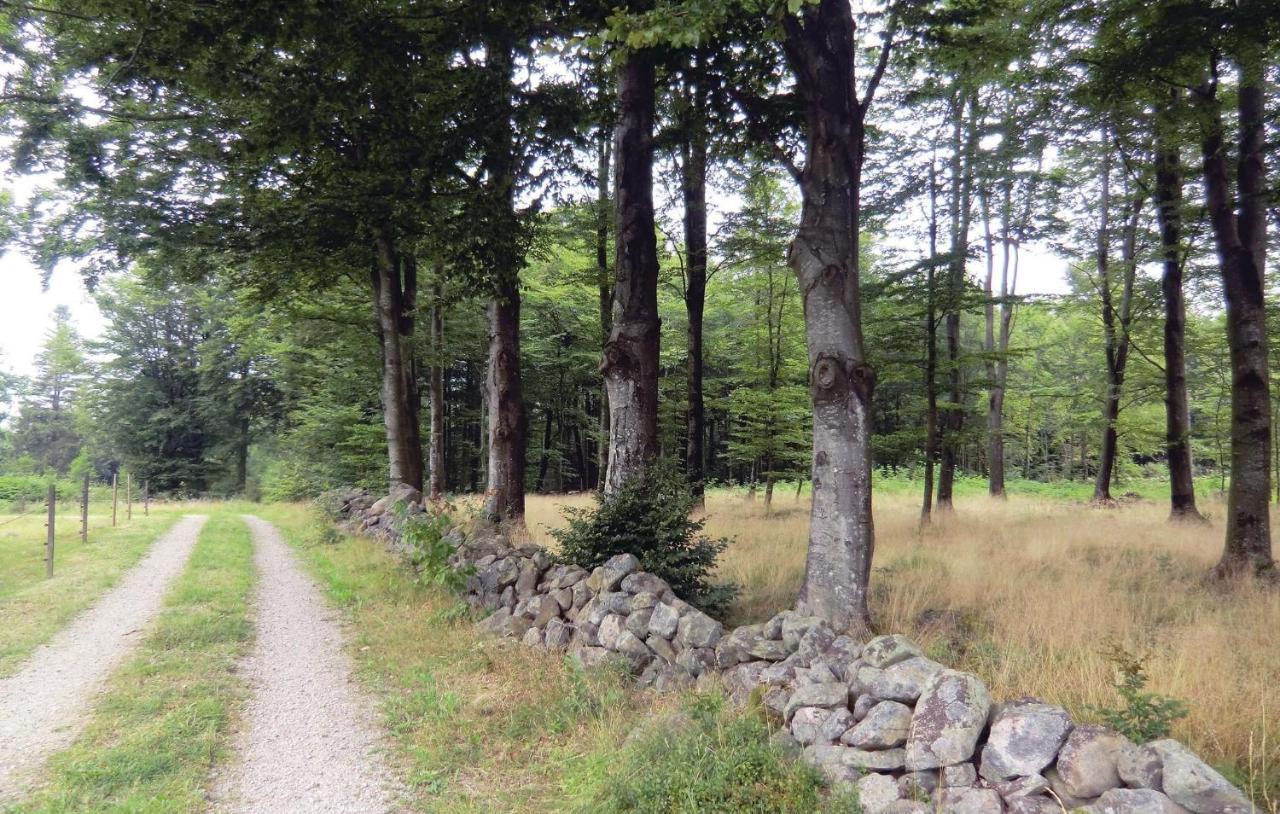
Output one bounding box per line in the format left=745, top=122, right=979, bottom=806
left=866, top=656, right=946, bottom=704
left=862, top=634, right=924, bottom=668
left=1055, top=724, right=1130, bottom=799
left=841, top=700, right=913, bottom=749
left=1080, top=788, right=1192, bottom=814
left=674, top=609, right=722, bottom=650
left=935, top=786, right=1005, bottom=813
left=978, top=699, right=1073, bottom=781
left=905, top=670, right=991, bottom=770
left=856, top=772, right=903, bottom=813
left=784, top=682, right=849, bottom=721
left=1146, top=739, right=1258, bottom=813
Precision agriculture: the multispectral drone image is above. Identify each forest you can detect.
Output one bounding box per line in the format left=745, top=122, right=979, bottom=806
left=0, top=0, right=1278, bottom=811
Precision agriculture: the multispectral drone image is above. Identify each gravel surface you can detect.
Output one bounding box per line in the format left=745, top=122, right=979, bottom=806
left=0, top=514, right=208, bottom=801
left=211, top=516, right=402, bottom=814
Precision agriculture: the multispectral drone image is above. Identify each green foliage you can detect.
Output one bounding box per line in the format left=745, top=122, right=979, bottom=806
left=397, top=504, right=472, bottom=593
left=551, top=463, right=738, bottom=615
left=566, top=690, right=859, bottom=814
left=1089, top=643, right=1189, bottom=743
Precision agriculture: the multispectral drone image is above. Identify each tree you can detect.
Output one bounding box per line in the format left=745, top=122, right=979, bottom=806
left=601, top=43, right=662, bottom=493
left=11, top=305, right=87, bottom=474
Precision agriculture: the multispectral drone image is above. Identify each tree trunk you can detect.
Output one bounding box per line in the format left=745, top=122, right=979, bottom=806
left=596, top=135, right=613, bottom=490
left=937, top=93, right=973, bottom=510
left=682, top=72, right=709, bottom=505
left=921, top=158, right=939, bottom=526
left=782, top=0, right=877, bottom=635
left=483, top=277, right=527, bottom=522
left=371, top=232, right=424, bottom=493
left=536, top=406, right=553, bottom=492
left=1197, top=60, right=1273, bottom=578
left=601, top=48, right=660, bottom=494
left=428, top=274, right=445, bottom=502
left=1152, top=100, right=1203, bottom=521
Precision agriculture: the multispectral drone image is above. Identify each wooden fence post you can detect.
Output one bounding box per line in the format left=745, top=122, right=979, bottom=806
left=126, top=473, right=132, bottom=522
left=46, top=483, right=55, bottom=579
left=81, top=474, right=89, bottom=544
left=112, top=473, right=118, bottom=527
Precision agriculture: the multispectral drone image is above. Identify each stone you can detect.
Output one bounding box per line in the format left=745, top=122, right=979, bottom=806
left=1118, top=743, right=1164, bottom=791
left=763, top=686, right=791, bottom=717
left=935, top=786, right=1005, bottom=814
left=862, top=634, right=925, bottom=668
left=1046, top=767, right=1097, bottom=810
left=762, top=610, right=788, bottom=640
left=493, top=557, right=520, bottom=587
left=721, top=660, right=769, bottom=705
left=992, top=774, right=1049, bottom=800
left=784, top=682, right=849, bottom=721
left=825, top=635, right=863, bottom=679
left=1080, top=788, right=1193, bottom=814
left=521, top=626, right=542, bottom=647
left=1147, top=739, right=1258, bottom=813
left=979, top=699, right=1073, bottom=781
left=1055, top=724, right=1131, bottom=799
left=803, top=661, right=840, bottom=685
left=760, top=658, right=798, bottom=685
left=867, top=656, right=946, bottom=704
left=942, top=762, right=978, bottom=788
left=620, top=571, right=673, bottom=599
left=554, top=565, right=589, bottom=589
left=543, top=618, right=572, bottom=648
left=478, top=607, right=532, bottom=638
left=851, top=664, right=886, bottom=696
left=625, top=608, right=653, bottom=639
left=675, top=610, right=722, bottom=650
left=905, top=669, right=991, bottom=770
left=899, top=770, right=938, bottom=800
left=1005, top=797, right=1062, bottom=814
left=553, top=587, right=573, bottom=611
left=770, top=726, right=802, bottom=759
left=804, top=743, right=907, bottom=773
left=842, top=700, right=913, bottom=749
left=857, top=772, right=903, bottom=813
left=614, top=630, right=653, bottom=664
left=598, top=614, right=627, bottom=650
left=571, top=580, right=592, bottom=610
left=517, top=594, right=561, bottom=627
left=646, top=635, right=677, bottom=664
left=790, top=706, right=832, bottom=746
left=630, top=591, right=658, bottom=612
left=713, top=624, right=763, bottom=667
left=748, top=636, right=790, bottom=662
left=881, top=802, right=931, bottom=814
left=853, top=693, right=880, bottom=721
left=570, top=644, right=613, bottom=669
left=781, top=614, right=825, bottom=650
left=647, top=603, right=681, bottom=640
left=675, top=646, right=717, bottom=677
left=819, top=706, right=856, bottom=742
left=794, top=622, right=838, bottom=666
left=515, top=558, right=539, bottom=596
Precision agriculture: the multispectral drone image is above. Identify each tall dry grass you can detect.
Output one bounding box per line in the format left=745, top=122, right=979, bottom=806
left=523, top=489, right=1279, bottom=807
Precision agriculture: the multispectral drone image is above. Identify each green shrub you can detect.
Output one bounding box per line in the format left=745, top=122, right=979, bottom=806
left=1089, top=643, right=1189, bottom=742
left=566, top=691, right=859, bottom=814
left=398, top=504, right=472, bottom=592
left=550, top=463, right=738, bottom=616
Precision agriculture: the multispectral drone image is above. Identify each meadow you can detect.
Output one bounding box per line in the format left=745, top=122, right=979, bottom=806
left=522, top=477, right=1280, bottom=807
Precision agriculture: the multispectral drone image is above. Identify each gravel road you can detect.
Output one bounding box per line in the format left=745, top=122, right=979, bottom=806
left=0, top=514, right=208, bottom=801
left=211, top=515, right=401, bottom=814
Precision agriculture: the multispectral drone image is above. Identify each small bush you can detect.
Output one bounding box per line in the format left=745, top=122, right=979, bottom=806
left=567, top=691, right=858, bottom=814
left=398, top=504, right=472, bottom=592
left=550, top=463, right=738, bottom=616
left=1089, top=643, right=1189, bottom=742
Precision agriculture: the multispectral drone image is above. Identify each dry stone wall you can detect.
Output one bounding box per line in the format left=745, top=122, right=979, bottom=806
left=331, top=488, right=1259, bottom=814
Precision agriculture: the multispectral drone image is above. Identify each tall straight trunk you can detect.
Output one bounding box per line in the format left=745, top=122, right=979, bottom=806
left=596, top=135, right=613, bottom=490
left=1152, top=99, right=1202, bottom=521
left=982, top=183, right=1014, bottom=498
left=921, top=159, right=939, bottom=526
left=484, top=277, right=527, bottom=522
left=937, top=94, right=973, bottom=510
left=682, top=71, right=709, bottom=505
left=235, top=415, right=249, bottom=494
left=480, top=40, right=527, bottom=524
left=782, top=0, right=881, bottom=635
left=1094, top=144, right=1142, bottom=502
left=536, top=407, right=553, bottom=492
left=1197, top=57, right=1273, bottom=578
left=601, top=48, right=660, bottom=493
left=428, top=274, right=445, bottom=502
left=371, top=231, right=424, bottom=492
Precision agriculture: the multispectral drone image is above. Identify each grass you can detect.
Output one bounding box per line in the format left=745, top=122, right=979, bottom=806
left=0, top=503, right=184, bottom=676
left=523, top=483, right=1280, bottom=811
left=7, top=511, right=255, bottom=814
